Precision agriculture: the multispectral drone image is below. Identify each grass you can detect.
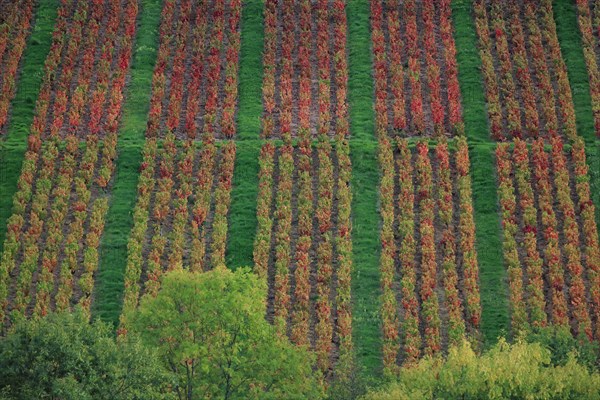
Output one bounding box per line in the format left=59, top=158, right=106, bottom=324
left=552, top=0, right=600, bottom=230
left=224, top=0, right=265, bottom=269
left=226, top=141, right=261, bottom=269
left=468, top=144, right=509, bottom=343
left=347, top=0, right=374, bottom=141
left=92, top=0, right=162, bottom=326
left=451, top=0, right=510, bottom=343
left=347, top=0, right=382, bottom=376
left=236, top=0, right=264, bottom=141
left=450, top=0, right=489, bottom=144
left=0, top=0, right=59, bottom=254
left=349, top=141, right=382, bottom=376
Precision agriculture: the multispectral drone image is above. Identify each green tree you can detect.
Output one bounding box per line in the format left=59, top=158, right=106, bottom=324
left=0, top=310, right=169, bottom=400
left=361, top=339, right=600, bottom=400
left=524, top=325, right=599, bottom=371
left=128, top=267, right=323, bottom=400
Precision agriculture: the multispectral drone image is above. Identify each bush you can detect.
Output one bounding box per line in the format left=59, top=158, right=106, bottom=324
left=362, top=339, right=600, bottom=400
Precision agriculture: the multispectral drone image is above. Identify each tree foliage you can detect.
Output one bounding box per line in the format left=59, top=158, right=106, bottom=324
left=362, top=339, right=600, bottom=400
left=128, top=267, right=323, bottom=400
left=0, top=310, right=168, bottom=400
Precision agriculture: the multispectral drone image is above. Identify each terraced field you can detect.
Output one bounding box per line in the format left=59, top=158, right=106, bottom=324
left=0, top=0, right=599, bottom=381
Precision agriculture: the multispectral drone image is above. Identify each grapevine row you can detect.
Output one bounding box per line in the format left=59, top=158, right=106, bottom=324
left=575, top=0, right=600, bottom=136
left=379, top=138, right=480, bottom=373
left=146, top=0, right=241, bottom=140
left=496, top=138, right=600, bottom=338
left=261, top=0, right=348, bottom=140
left=474, top=0, right=577, bottom=140
left=255, top=139, right=352, bottom=377
left=0, top=0, right=34, bottom=132
left=120, top=137, right=236, bottom=329
left=371, top=0, right=462, bottom=137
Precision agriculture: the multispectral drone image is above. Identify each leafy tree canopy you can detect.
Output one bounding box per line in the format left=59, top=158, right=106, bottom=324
left=128, top=266, right=323, bottom=400
left=0, top=310, right=169, bottom=400
left=362, top=339, right=600, bottom=400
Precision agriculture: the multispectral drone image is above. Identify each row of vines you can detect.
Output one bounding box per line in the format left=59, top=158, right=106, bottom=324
left=0, top=0, right=34, bottom=133
left=575, top=0, right=600, bottom=137
left=119, top=137, right=235, bottom=328
left=371, top=0, right=462, bottom=137
left=379, top=137, right=480, bottom=374
left=0, top=0, right=138, bottom=327
left=253, top=138, right=352, bottom=378
left=496, top=138, right=600, bottom=339
left=474, top=0, right=577, bottom=140
left=146, top=0, right=240, bottom=140
left=262, top=0, right=348, bottom=140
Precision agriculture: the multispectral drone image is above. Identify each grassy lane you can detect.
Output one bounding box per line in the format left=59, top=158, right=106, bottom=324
left=92, top=0, right=162, bottom=326
left=588, top=144, right=600, bottom=230
left=225, top=0, right=264, bottom=269
left=347, top=0, right=382, bottom=376
left=236, top=0, right=264, bottom=141
left=452, top=0, right=509, bottom=343
left=349, top=141, right=382, bottom=375
left=226, top=142, right=260, bottom=269
left=347, top=0, right=374, bottom=141
left=450, top=0, right=488, bottom=144
left=553, top=0, right=600, bottom=229
left=469, top=144, right=509, bottom=342
left=0, top=0, right=58, bottom=254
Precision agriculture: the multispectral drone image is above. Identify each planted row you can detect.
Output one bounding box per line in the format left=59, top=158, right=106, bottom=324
left=261, top=0, right=348, bottom=140
left=146, top=0, right=241, bottom=140
left=575, top=0, right=600, bottom=137
left=253, top=138, right=353, bottom=377
left=474, top=0, right=577, bottom=140
left=120, top=137, right=236, bottom=328
left=379, top=138, right=480, bottom=374
left=371, top=0, right=462, bottom=137
left=496, top=138, right=600, bottom=338
left=0, top=0, right=34, bottom=133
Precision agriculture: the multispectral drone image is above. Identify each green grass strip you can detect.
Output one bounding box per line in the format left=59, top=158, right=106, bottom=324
left=469, top=144, right=509, bottom=343
left=0, top=0, right=58, bottom=254
left=451, top=0, right=489, bottom=144
left=236, top=0, right=264, bottom=141
left=347, top=0, right=374, bottom=141
left=451, top=1, right=509, bottom=343
left=92, top=0, right=162, bottom=326
left=349, top=141, right=382, bottom=376
left=347, top=0, right=381, bottom=376
left=226, top=141, right=260, bottom=269
left=224, top=0, right=265, bottom=268
left=552, top=0, right=600, bottom=229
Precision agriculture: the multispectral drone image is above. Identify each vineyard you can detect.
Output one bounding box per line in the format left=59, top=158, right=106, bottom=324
left=0, top=0, right=137, bottom=328
left=371, top=0, right=463, bottom=137
left=474, top=0, right=577, bottom=140
left=261, top=0, right=348, bottom=140
left=253, top=138, right=353, bottom=376
left=575, top=0, right=600, bottom=137
left=0, top=0, right=599, bottom=386
left=496, top=137, right=600, bottom=338
left=379, top=137, right=480, bottom=373
left=0, top=0, right=34, bottom=133
left=146, top=0, right=240, bottom=140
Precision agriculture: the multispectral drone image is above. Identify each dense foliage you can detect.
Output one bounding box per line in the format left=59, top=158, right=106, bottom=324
left=362, top=339, right=600, bottom=400
left=0, top=311, right=167, bottom=400
left=127, top=267, right=323, bottom=400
